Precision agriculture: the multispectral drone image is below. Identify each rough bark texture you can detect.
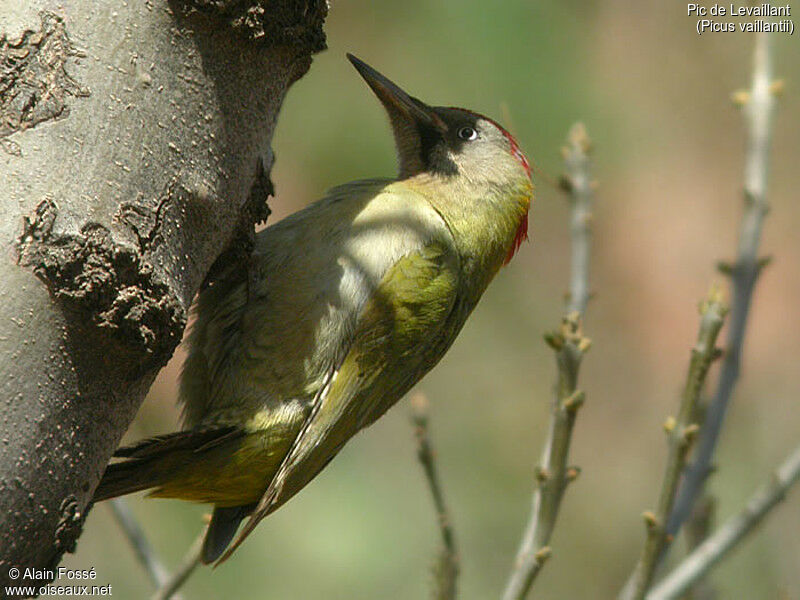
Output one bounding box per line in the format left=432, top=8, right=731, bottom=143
left=0, top=0, right=326, bottom=588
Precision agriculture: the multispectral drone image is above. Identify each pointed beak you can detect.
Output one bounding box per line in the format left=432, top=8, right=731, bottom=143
left=347, top=54, right=446, bottom=132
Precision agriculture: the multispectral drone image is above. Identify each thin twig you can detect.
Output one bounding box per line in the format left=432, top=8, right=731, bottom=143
left=682, top=394, right=717, bottom=600
left=647, top=444, right=800, bottom=600
left=109, top=498, right=205, bottom=600
left=502, top=123, right=594, bottom=600
left=681, top=494, right=717, bottom=600
left=562, top=123, right=594, bottom=316
left=152, top=525, right=207, bottom=600
left=109, top=499, right=172, bottom=591
left=411, top=392, right=458, bottom=600
left=667, top=30, right=780, bottom=541
left=618, top=292, right=728, bottom=600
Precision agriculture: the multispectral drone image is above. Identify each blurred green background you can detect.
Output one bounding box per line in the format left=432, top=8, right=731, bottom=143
left=65, top=1, right=800, bottom=598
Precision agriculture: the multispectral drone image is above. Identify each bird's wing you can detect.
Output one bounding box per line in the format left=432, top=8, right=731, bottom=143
left=180, top=178, right=422, bottom=429
left=216, top=241, right=461, bottom=563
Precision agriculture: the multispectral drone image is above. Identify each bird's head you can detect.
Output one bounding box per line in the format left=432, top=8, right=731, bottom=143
left=348, top=54, right=532, bottom=265
left=348, top=54, right=531, bottom=185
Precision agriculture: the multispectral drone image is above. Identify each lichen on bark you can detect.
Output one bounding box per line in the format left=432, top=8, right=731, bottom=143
left=171, top=0, right=328, bottom=50
left=0, top=12, right=89, bottom=155
left=17, top=198, right=185, bottom=361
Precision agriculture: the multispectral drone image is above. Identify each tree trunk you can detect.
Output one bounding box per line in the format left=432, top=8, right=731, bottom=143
left=0, top=0, right=326, bottom=588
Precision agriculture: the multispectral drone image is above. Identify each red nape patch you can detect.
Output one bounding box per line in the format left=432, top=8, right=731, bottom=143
left=487, top=119, right=531, bottom=178
left=505, top=133, right=531, bottom=178
left=504, top=213, right=529, bottom=265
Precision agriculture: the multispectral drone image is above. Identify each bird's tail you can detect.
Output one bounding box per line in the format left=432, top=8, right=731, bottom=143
left=202, top=504, right=256, bottom=564
left=93, top=427, right=243, bottom=502
left=93, top=456, right=162, bottom=501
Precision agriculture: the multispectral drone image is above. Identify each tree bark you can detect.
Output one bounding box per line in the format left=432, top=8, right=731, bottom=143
left=0, top=0, right=326, bottom=588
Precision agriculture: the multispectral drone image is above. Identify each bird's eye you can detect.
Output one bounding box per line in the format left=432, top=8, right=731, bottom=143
left=457, top=126, right=478, bottom=141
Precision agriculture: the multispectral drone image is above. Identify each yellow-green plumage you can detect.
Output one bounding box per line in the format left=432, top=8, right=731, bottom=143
left=157, top=174, right=527, bottom=506
left=93, top=54, right=533, bottom=564
left=163, top=180, right=463, bottom=506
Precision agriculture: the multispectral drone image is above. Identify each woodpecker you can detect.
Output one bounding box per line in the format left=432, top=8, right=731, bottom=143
left=94, top=54, right=533, bottom=565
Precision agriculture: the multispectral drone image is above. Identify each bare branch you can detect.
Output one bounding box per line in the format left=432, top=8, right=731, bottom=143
left=151, top=525, right=207, bottom=600
left=110, top=499, right=207, bottom=600
left=109, top=499, right=172, bottom=592
left=681, top=495, right=717, bottom=600
left=502, top=124, right=595, bottom=600
left=648, top=443, right=800, bottom=600
left=667, top=30, right=779, bottom=541
left=561, top=123, right=595, bottom=316
left=619, top=292, right=728, bottom=600
left=411, top=393, right=459, bottom=600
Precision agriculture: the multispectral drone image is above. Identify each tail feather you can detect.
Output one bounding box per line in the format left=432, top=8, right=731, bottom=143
left=93, top=459, right=163, bottom=502
left=93, top=427, right=244, bottom=502
left=94, top=426, right=260, bottom=563
left=112, top=427, right=240, bottom=458
left=202, top=504, right=256, bottom=564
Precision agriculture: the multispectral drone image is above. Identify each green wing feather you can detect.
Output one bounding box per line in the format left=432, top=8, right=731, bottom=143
left=217, top=241, right=462, bottom=562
